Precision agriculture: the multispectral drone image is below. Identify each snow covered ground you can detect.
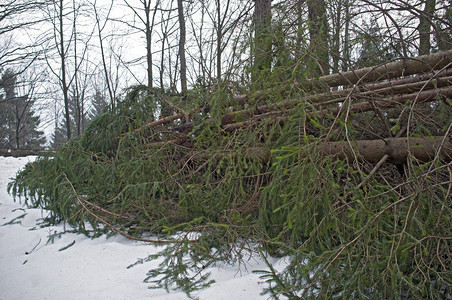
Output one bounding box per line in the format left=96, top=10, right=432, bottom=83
left=0, top=156, right=287, bottom=300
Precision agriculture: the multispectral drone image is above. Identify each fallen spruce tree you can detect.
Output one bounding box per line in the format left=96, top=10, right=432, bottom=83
left=0, top=148, right=54, bottom=157
left=8, top=50, right=452, bottom=298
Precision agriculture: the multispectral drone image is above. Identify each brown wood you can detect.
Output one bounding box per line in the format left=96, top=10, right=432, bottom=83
left=146, top=136, right=452, bottom=166
left=221, top=71, right=452, bottom=126
left=177, top=0, right=187, bottom=93
left=319, top=50, right=452, bottom=88
left=316, top=87, right=452, bottom=116
left=319, top=136, right=452, bottom=164
left=221, top=87, right=452, bottom=131
left=253, top=0, right=272, bottom=73
left=133, top=51, right=452, bottom=132
left=233, top=50, right=452, bottom=104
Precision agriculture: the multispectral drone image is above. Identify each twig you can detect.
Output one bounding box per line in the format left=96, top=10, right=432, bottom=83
left=25, top=238, right=41, bottom=255
left=62, top=173, right=198, bottom=244
left=302, top=190, right=419, bottom=297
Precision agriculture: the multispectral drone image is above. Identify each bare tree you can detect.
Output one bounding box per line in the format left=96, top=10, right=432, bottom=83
left=42, top=0, right=97, bottom=141
left=0, top=0, right=50, bottom=35
left=57, top=0, right=71, bottom=139
left=92, top=0, right=117, bottom=108
left=0, top=0, right=50, bottom=73
left=121, top=0, right=160, bottom=89
left=186, top=0, right=252, bottom=85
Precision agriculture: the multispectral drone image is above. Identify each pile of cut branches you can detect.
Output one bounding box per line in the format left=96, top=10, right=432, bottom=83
left=9, top=51, right=452, bottom=298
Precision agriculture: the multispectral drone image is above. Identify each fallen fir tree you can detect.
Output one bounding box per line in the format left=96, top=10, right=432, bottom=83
left=8, top=51, right=452, bottom=299
left=0, top=148, right=54, bottom=157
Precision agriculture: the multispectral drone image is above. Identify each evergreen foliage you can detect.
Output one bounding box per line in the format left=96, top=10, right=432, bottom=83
left=7, top=58, right=452, bottom=299
left=3, top=1, right=452, bottom=298
left=0, top=69, right=46, bottom=149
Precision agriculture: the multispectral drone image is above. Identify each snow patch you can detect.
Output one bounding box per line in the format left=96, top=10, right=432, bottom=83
left=0, top=156, right=287, bottom=299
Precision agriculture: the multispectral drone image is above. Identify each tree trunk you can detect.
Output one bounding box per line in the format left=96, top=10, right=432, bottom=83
left=220, top=72, right=452, bottom=126
left=160, top=20, right=167, bottom=90
left=233, top=49, right=452, bottom=104
left=295, top=0, right=303, bottom=60
left=342, top=0, right=350, bottom=71
left=177, top=0, right=187, bottom=93
left=306, top=0, right=329, bottom=76
left=72, top=0, right=81, bottom=137
left=221, top=87, right=452, bottom=132
left=216, top=0, right=222, bottom=82
left=93, top=2, right=115, bottom=109
left=307, top=49, right=452, bottom=88
left=59, top=0, right=71, bottom=140
left=332, top=0, right=342, bottom=74
left=419, top=0, right=436, bottom=55
left=144, top=136, right=452, bottom=166
left=15, top=103, right=20, bottom=148
left=319, top=136, right=452, bottom=164
left=132, top=50, right=452, bottom=136
left=144, top=0, right=153, bottom=88
left=317, top=87, right=452, bottom=115
left=253, top=0, right=272, bottom=76
left=435, top=2, right=452, bottom=51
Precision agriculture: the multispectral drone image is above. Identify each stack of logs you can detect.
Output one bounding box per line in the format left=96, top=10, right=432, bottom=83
left=144, top=50, right=452, bottom=165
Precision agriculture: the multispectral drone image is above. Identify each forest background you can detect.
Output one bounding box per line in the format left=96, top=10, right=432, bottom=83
left=1, top=0, right=449, bottom=148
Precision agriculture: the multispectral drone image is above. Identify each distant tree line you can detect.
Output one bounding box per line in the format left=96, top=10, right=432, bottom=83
left=0, top=69, right=46, bottom=149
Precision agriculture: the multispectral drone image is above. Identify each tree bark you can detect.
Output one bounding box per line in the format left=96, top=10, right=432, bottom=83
left=177, top=0, right=187, bottom=93
left=312, top=49, right=452, bottom=88
left=221, top=87, right=452, bottom=132
left=59, top=0, right=71, bottom=140
left=145, top=136, right=452, bottom=166
left=253, top=0, right=272, bottom=75
left=319, top=136, right=452, bottom=164
left=144, top=0, right=153, bottom=88
left=233, top=50, right=452, bottom=105
left=419, top=0, right=436, bottom=55
left=307, top=0, right=329, bottom=76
